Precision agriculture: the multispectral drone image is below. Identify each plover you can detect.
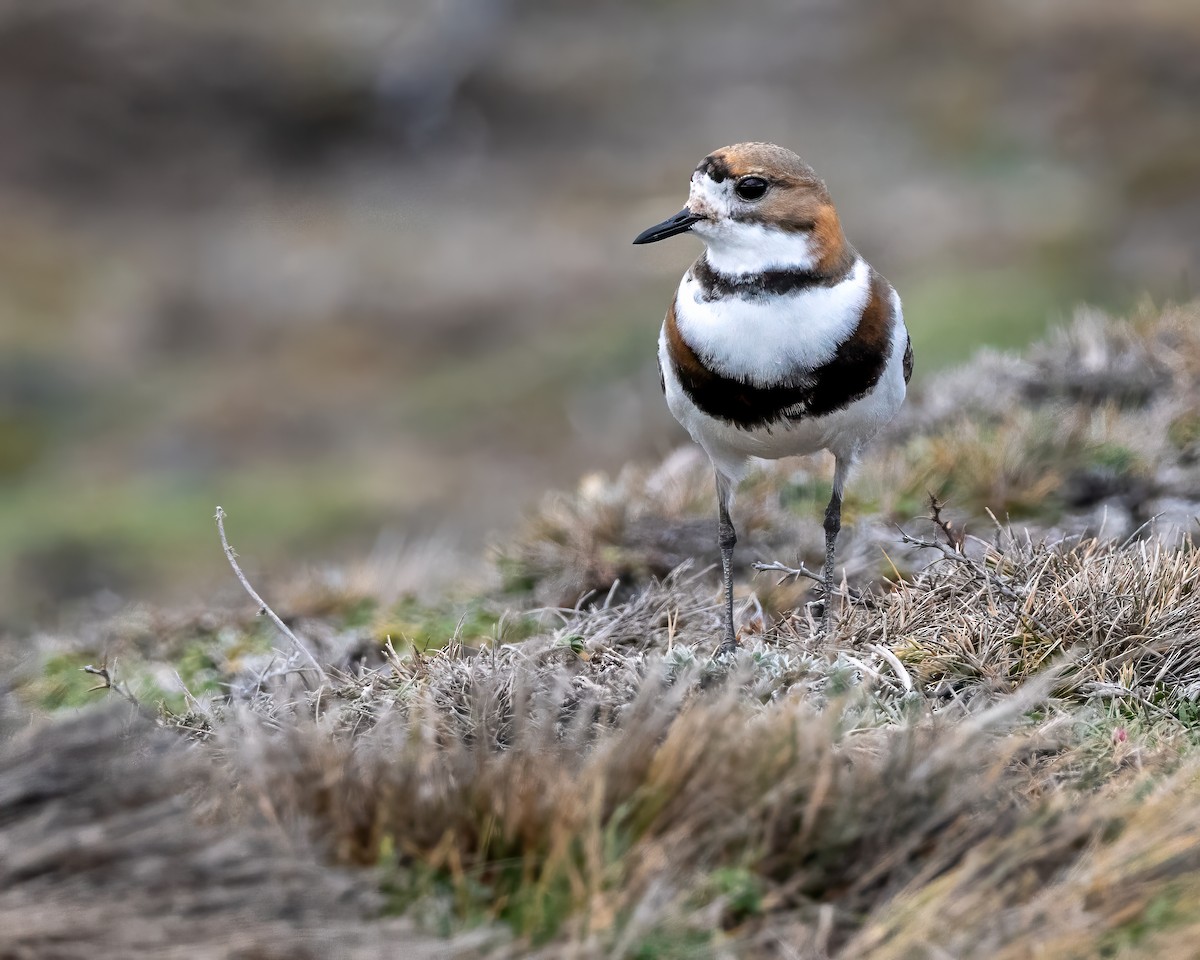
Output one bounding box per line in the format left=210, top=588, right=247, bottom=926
left=633, top=142, right=912, bottom=651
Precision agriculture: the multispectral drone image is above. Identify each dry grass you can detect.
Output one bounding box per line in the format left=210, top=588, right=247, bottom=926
left=213, top=674, right=1049, bottom=956
left=502, top=301, right=1200, bottom=606
left=848, top=755, right=1200, bottom=959
left=0, top=706, right=497, bottom=960
left=824, top=529, right=1200, bottom=717
left=7, top=303, right=1200, bottom=958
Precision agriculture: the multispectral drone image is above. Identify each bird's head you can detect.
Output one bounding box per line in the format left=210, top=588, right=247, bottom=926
left=633, top=142, right=851, bottom=277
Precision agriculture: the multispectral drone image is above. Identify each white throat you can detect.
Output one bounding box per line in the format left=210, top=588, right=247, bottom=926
left=696, top=222, right=817, bottom=275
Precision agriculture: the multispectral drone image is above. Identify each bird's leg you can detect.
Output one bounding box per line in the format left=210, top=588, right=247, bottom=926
left=821, top=492, right=841, bottom=634
left=820, top=457, right=850, bottom=635
left=715, top=472, right=738, bottom=656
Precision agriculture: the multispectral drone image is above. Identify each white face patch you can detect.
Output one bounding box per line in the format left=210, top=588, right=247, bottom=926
left=686, top=170, right=736, bottom=220
left=685, top=172, right=817, bottom=275
left=674, top=257, right=871, bottom=387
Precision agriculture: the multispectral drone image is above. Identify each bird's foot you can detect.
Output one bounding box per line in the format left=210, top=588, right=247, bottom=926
left=801, top=598, right=837, bottom=637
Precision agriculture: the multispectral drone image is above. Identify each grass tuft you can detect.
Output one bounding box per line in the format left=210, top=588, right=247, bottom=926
left=11, top=301, right=1200, bottom=957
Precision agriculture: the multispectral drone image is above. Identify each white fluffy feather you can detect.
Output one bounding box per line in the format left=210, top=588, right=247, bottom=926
left=673, top=257, right=871, bottom=386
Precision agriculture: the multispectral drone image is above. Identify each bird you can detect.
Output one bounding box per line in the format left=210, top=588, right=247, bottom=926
left=632, top=142, right=912, bottom=653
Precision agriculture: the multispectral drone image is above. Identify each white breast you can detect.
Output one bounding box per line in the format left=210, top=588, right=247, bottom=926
left=673, top=257, right=871, bottom=387
left=659, top=283, right=909, bottom=482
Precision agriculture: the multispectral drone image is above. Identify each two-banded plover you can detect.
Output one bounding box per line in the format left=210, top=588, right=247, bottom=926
left=633, top=142, right=912, bottom=651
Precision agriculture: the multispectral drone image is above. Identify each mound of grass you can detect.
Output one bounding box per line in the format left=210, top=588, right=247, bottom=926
left=8, top=302, right=1200, bottom=958
left=501, top=301, right=1200, bottom=608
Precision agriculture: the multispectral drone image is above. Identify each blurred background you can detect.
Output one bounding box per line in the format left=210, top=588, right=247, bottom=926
left=1, top=0, right=1197, bottom=624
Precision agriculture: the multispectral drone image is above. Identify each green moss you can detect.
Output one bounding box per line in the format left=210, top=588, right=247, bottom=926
left=375, top=598, right=535, bottom=654
left=631, top=929, right=716, bottom=960
left=165, top=623, right=276, bottom=700
left=379, top=861, right=467, bottom=936
left=339, top=596, right=379, bottom=629
left=708, top=866, right=764, bottom=922
left=378, top=837, right=584, bottom=944
left=21, top=651, right=180, bottom=715
left=173, top=641, right=223, bottom=698
left=498, top=862, right=579, bottom=945
left=1086, top=441, right=1140, bottom=476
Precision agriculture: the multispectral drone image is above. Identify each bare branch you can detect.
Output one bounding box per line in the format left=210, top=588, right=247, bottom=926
left=81, top=658, right=143, bottom=710
left=214, top=506, right=325, bottom=680
left=926, top=492, right=965, bottom=551
left=752, top=560, right=864, bottom=602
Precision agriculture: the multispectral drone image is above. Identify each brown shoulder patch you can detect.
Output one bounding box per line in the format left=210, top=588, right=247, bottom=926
left=664, top=295, right=710, bottom=386
left=903, top=333, right=914, bottom=384
left=855, top=269, right=897, bottom=355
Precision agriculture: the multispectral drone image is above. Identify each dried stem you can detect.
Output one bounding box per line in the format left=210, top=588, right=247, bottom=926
left=215, top=506, right=325, bottom=679
left=752, top=560, right=864, bottom=602
left=82, top=658, right=144, bottom=710
left=926, top=492, right=966, bottom=551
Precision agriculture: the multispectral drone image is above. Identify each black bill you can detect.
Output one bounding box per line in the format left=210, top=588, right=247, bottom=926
left=632, top=208, right=703, bottom=244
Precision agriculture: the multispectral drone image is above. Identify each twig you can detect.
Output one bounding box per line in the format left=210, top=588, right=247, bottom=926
left=82, top=658, right=143, bottom=710
left=753, top=559, right=823, bottom=584
left=926, top=492, right=965, bottom=551
left=752, top=560, right=864, bottom=602
left=215, top=506, right=325, bottom=679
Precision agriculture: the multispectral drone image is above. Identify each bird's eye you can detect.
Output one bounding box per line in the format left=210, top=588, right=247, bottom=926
left=735, top=176, right=768, bottom=201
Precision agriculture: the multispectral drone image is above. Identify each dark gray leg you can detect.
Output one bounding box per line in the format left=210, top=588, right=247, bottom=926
left=820, top=457, right=850, bottom=635
left=715, top=471, right=738, bottom=655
